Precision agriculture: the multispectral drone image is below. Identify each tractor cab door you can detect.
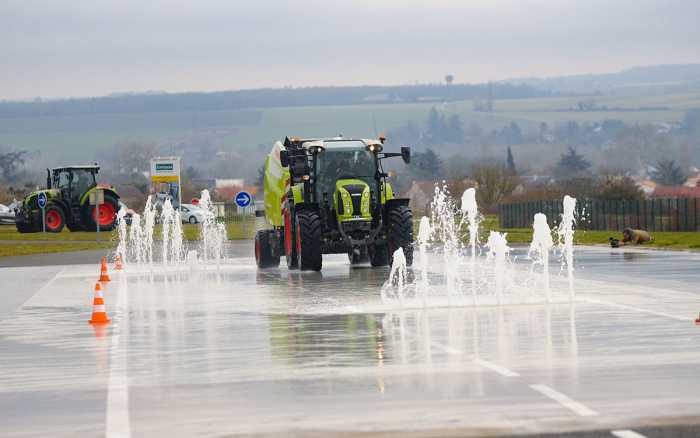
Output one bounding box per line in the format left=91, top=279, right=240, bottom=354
left=69, top=170, right=96, bottom=205
left=53, top=170, right=72, bottom=200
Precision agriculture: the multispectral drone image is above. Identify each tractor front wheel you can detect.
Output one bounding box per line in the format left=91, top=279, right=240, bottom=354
left=295, top=210, right=322, bottom=271
left=387, top=205, right=414, bottom=267
left=44, top=205, right=66, bottom=233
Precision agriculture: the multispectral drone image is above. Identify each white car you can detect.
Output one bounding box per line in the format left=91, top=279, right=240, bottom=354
left=180, top=204, right=206, bottom=224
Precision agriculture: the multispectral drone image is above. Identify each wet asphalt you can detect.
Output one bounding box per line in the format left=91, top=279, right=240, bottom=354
left=1, top=243, right=699, bottom=437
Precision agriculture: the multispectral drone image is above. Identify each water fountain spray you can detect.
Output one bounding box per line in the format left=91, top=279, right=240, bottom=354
left=416, top=217, right=432, bottom=307
left=558, top=195, right=577, bottom=300
left=529, top=213, right=554, bottom=302
left=116, top=206, right=128, bottom=265
left=461, top=188, right=480, bottom=305
left=485, top=231, right=510, bottom=305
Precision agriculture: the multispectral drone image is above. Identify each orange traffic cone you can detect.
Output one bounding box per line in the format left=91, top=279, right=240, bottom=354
left=114, top=254, right=123, bottom=271
left=99, top=256, right=111, bottom=282
left=89, top=282, right=110, bottom=324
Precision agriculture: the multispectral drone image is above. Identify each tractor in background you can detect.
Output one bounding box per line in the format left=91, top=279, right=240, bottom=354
left=15, top=165, right=119, bottom=233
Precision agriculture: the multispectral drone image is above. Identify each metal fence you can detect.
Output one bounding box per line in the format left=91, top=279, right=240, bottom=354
left=498, top=198, right=700, bottom=232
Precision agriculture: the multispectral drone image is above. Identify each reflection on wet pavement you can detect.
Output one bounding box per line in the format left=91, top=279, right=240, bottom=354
left=1, top=248, right=700, bottom=436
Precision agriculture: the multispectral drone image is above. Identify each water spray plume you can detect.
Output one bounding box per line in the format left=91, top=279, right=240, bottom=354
left=529, top=213, right=554, bottom=302
left=558, top=195, right=577, bottom=300
left=383, top=187, right=577, bottom=308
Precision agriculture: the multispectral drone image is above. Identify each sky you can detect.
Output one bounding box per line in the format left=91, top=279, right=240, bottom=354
left=1, top=0, right=699, bottom=100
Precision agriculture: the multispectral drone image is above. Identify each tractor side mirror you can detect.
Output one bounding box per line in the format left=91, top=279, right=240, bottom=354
left=279, top=150, right=289, bottom=167
left=401, top=146, right=411, bottom=164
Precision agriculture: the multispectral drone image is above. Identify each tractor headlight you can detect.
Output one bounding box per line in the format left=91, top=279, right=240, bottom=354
left=361, top=188, right=370, bottom=216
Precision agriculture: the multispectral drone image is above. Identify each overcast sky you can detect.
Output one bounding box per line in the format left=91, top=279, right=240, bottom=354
left=1, top=0, right=699, bottom=100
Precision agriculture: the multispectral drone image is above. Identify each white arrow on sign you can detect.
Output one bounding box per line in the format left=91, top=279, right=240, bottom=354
left=235, top=192, right=252, bottom=207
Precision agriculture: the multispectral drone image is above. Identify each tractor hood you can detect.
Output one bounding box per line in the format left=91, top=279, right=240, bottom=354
left=334, top=179, right=371, bottom=222
left=22, top=189, right=61, bottom=208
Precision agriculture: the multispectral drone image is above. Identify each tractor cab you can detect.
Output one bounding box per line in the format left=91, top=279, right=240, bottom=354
left=48, top=166, right=99, bottom=205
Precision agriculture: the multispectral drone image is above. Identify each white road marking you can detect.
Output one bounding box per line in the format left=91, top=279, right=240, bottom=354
left=430, top=342, right=464, bottom=355
left=611, top=430, right=648, bottom=438
left=474, top=359, right=520, bottom=377
left=106, top=278, right=131, bottom=438
left=581, top=297, right=693, bottom=322
left=430, top=344, right=520, bottom=377
left=530, top=384, right=599, bottom=417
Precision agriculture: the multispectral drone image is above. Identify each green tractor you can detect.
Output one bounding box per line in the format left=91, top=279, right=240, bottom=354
left=15, top=165, right=120, bottom=233
left=255, top=136, right=413, bottom=271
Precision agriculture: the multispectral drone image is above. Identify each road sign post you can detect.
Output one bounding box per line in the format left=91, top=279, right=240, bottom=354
left=38, top=192, right=47, bottom=234
left=90, top=189, right=104, bottom=242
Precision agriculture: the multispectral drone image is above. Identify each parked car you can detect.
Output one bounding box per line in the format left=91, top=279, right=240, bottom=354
left=0, top=203, right=16, bottom=225
left=180, top=204, right=206, bottom=224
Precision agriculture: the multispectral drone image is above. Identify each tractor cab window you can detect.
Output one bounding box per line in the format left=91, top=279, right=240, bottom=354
left=315, top=143, right=377, bottom=202
left=71, top=170, right=96, bottom=198
left=53, top=171, right=71, bottom=191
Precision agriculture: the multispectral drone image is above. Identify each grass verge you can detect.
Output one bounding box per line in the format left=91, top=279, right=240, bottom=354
left=0, top=242, right=114, bottom=257
left=0, top=220, right=255, bottom=257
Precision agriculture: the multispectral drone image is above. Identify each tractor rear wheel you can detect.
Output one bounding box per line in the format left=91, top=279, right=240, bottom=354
left=255, top=230, right=280, bottom=268
left=83, top=194, right=119, bottom=231
left=295, top=210, right=322, bottom=271
left=44, top=205, right=66, bottom=233
left=387, top=205, right=413, bottom=267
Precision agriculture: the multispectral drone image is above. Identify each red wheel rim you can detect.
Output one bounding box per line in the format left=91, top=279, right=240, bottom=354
left=296, top=221, right=302, bottom=257
left=46, top=210, right=62, bottom=231
left=255, top=238, right=261, bottom=263
left=284, top=208, right=293, bottom=256
left=93, top=203, right=116, bottom=226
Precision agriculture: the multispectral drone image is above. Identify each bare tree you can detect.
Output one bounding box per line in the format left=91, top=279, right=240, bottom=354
left=470, top=162, right=519, bottom=212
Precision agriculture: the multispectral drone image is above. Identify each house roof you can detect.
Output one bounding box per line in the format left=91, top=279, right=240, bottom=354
left=650, top=186, right=700, bottom=198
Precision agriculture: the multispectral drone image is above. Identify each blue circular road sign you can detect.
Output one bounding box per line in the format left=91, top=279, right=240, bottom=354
left=37, top=192, right=47, bottom=209
left=235, top=191, right=252, bottom=208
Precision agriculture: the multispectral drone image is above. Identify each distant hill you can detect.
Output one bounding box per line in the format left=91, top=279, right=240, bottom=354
left=501, top=64, right=700, bottom=95
left=0, top=83, right=547, bottom=119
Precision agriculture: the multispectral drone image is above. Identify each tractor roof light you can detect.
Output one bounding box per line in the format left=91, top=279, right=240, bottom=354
left=367, top=143, right=383, bottom=153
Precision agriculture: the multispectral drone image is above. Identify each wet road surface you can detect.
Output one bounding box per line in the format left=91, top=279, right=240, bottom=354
left=1, top=243, right=699, bottom=437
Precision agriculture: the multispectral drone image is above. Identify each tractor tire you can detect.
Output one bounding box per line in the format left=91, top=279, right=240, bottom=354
left=387, top=205, right=413, bottom=267
left=83, top=194, right=119, bottom=232
left=255, top=230, right=280, bottom=269
left=44, top=205, right=66, bottom=233
left=368, top=243, right=389, bottom=267
left=295, top=210, right=322, bottom=271
left=15, top=221, right=36, bottom=233
left=283, top=203, right=298, bottom=270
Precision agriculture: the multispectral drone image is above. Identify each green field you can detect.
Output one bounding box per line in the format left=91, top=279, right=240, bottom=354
left=2, top=92, right=699, bottom=162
